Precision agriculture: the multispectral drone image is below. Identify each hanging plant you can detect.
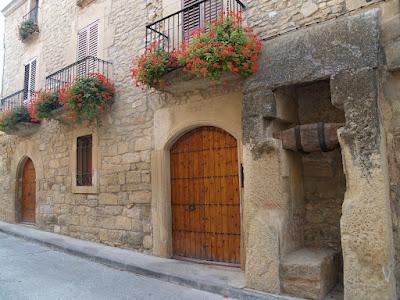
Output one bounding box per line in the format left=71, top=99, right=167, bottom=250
left=131, top=11, right=262, bottom=90
left=28, top=90, right=61, bottom=122
left=59, top=73, right=115, bottom=126
left=0, top=106, right=39, bottom=133
left=176, top=11, right=262, bottom=82
left=131, top=42, right=179, bottom=89
left=18, top=19, right=39, bottom=42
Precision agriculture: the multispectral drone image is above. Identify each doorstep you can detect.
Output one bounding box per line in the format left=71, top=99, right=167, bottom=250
left=0, top=221, right=300, bottom=300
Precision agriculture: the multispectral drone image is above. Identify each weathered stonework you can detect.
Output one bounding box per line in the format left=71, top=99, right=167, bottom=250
left=1, top=0, right=400, bottom=299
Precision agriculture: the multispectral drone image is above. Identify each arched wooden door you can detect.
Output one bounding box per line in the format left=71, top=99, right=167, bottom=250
left=21, top=158, right=36, bottom=223
left=170, top=126, right=241, bottom=264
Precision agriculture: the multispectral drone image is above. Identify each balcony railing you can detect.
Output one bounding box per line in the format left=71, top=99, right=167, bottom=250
left=45, top=56, right=112, bottom=92
left=145, top=0, right=245, bottom=52
left=0, top=90, right=33, bottom=111
left=23, top=6, right=39, bottom=24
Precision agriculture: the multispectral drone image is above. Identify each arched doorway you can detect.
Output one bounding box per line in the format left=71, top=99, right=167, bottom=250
left=21, top=158, right=36, bottom=223
left=170, top=126, right=241, bottom=264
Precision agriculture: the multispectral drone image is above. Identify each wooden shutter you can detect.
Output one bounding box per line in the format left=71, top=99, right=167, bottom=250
left=183, top=0, right=223, bottom=40
left=77, top=21, right=99, bottom=75
left=77, top=28, right=88, bottom=61
left=23, top=59, right=36, bottom=102
left=77, top=28, right=88, bottom=76
left=183, top=0, right=201, bottom=40
left=23, top=64, right=30, bottom=101
left=88, top=22, right=98, bottom=73
left=204, top=0, right=223, bottom=25
left=29, top=60, right=36, bottom=93
left=77, top=135, right=92, bottom=186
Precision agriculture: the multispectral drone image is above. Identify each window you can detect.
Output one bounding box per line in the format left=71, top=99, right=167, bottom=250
left=76, top=135, right=92, bottom=186
left=28, top=0, right=39, bottom=22
left=23, top=59, right=36, bottom=102
left=77, top=21, right=99, bottom=74
left=183, top=0, right=222, bottom=40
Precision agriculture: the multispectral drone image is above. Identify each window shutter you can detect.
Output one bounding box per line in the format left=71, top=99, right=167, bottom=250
left=77, top=28, right=88, bottom=77
left=88, top=22, right=98, bottom=58
left=88, top=22, right=98, bottom=73
left=204, top=0, right=223, bottom=25
left=78, top=21, right=99, bottom=75
left=183, top=0, right=201, bottom=41
left=77, top=28, right=88, bottom=61
left=23, top=64, right=30, bottom=101
left=183, top=0, right=222, bottom=40
left=29, top=59, right=36, bottom=94
left=23, top=59, right=36, bottom=102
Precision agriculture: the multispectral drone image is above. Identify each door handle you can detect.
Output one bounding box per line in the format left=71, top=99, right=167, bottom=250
left=187, top=204, right=196, bottom=212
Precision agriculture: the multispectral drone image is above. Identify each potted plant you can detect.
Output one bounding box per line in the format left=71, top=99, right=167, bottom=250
left=28, top=90, right=61, bottom=122
left=59, top=73, right=115, bottom=126
left=0, top=106, right=40, bottom=136
left=177, top=11, right=262, bottom=82
left=131, top=11, right=262, bottom=90
left=131, top=42, right=179, bottom=89
left=18, top=19, right=39, bottom=42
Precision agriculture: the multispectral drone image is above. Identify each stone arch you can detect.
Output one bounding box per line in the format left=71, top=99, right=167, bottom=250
left=10, top=141, right=44, bottom=224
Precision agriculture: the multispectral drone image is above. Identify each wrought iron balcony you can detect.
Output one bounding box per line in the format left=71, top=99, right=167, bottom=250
left=45, top=56, right=112, bottom=92
left=145, top=0, right=245, bottom=52
left=23, top=6, right=39, bottom=24
left=0, top=90, right=33, bottom=111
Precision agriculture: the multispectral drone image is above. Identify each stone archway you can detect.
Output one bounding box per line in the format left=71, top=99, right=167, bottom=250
left=170, top=126, right=241, bottom=264
left=20, top=158, right=36, bottom=223
left=150, top=94, right=243, bottom=264
left=15, top=156, right=37, bottom=224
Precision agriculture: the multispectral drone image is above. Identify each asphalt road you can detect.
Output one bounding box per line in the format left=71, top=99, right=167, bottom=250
left=0, top=232, right=229, bottom=300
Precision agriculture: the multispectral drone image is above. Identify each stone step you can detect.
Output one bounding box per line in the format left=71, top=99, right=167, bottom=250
left=281, top=248, right=338, bottom=300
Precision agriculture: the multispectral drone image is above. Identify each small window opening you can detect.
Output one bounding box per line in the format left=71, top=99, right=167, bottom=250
left=76, top=135, right=92, bottom=186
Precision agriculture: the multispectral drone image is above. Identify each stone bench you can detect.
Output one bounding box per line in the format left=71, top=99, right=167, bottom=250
left=281, top=248, right=338, bottom=300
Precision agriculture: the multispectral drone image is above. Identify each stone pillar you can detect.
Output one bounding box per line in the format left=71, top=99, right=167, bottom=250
left=332, top=69, right=397, bottom=299
left=242, top=86, right=304, bottom=293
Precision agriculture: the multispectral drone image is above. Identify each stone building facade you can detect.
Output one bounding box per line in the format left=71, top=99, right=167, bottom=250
left=1, top=0, right=400, bottom=299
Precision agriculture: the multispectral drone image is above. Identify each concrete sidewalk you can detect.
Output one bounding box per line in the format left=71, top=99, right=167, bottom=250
left=0, top=221, right=298, bottom=300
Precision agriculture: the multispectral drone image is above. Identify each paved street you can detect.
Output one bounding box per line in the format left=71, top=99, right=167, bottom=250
left=0, top=232, right=229, bottom=300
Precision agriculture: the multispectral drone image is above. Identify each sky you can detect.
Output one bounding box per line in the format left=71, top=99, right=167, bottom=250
left=0, top=0, right=11, bottom=95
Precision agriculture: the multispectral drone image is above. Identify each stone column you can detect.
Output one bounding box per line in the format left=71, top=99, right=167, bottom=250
left=332, top=69, right=397, bottom=299
left=242, top=86, right=303, bottom=293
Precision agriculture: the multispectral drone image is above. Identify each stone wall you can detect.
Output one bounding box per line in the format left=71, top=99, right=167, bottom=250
left=245, top=0, right=383, bottom=39
left=296, top=81, right=346, bottom=252
left=0, top=0, right=163, bottom=252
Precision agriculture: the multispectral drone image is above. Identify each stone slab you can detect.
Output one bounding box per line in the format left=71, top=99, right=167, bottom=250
left=281, top=248, right=338, bottom=300
left=246, top=10, right=380, bottom=92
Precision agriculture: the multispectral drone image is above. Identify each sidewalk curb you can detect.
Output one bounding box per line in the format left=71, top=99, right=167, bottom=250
left=0, top=221, right=300, bottom=300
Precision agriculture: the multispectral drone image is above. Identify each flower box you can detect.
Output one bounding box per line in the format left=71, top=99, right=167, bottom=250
left=0, top=122, right=40, bottom=137
left=132, top=11, right=262, bottom=92
left=19, top=20, right=39, bottom=43
left=158, top=68, right=242, bottom=94
left=51, top=107, right=76, bottom=125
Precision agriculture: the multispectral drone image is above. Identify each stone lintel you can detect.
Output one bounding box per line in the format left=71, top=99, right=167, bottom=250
left=245, top=9, right=380, bottom=92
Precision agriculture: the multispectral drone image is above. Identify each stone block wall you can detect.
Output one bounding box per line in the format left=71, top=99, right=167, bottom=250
left=244, top=0, right=383, bottom=39
left=296, top=81, right=346, bottom=252
left=0, top=0, right=162, bottom=252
